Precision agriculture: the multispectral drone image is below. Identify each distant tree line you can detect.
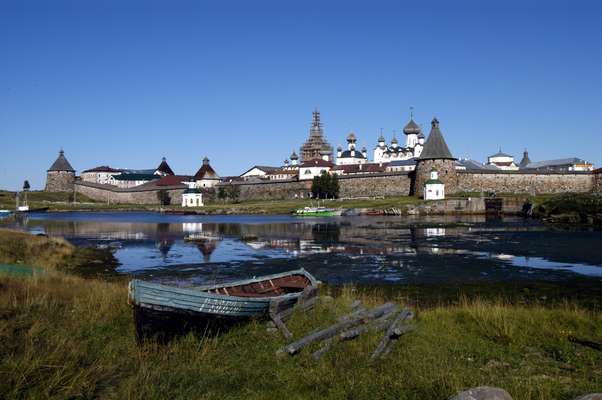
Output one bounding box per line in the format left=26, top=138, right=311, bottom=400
left=311, top=172, right=339, bottom=199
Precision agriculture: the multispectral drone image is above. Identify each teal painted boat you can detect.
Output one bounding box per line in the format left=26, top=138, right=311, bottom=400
left=129, top=268, right=318, bottom=319
left=294, top=206, right=338, bottom=217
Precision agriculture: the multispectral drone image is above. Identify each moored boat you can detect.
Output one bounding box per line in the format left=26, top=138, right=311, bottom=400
left=128, top=269, right=318, bottom=340
left=294, top=206, right=338, bottom=217
left=15, top=207, right=49, bottom=214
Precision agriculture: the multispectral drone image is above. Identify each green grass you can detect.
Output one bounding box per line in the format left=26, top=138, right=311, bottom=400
left=531, top=193, right=602, bottom=225
left=0, top=230, right=601, bottom=399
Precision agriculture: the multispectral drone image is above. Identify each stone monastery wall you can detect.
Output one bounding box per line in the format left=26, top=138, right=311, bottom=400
left=457, top=171, right=593, bottom=194
left=594, top=171, right=602, bottom=193
left=225, top=173, right=413, bottom=201
left=75, top=181, right=185, bottom=205
left=74, top=171, right=596, bottom=205
left=338, top=173, right=412, bottom=198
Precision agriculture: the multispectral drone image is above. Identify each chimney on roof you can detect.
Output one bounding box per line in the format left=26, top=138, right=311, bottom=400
left=203, top=157, right=209, bottom=165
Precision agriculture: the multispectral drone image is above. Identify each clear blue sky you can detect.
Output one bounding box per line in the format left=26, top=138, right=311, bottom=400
left=1, top=0, right=601, bottom=190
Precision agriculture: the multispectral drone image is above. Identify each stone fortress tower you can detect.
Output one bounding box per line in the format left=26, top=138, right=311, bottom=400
left=414, top=118, right=457, bottom=197
left=45, top=149, right=76, bottom=192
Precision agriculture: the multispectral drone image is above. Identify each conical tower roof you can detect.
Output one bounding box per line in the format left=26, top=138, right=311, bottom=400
left=418, top=118, right=455, bottom=160
left=519, top=149, right=531, bottom=168
left=156, top=157, right=175, bottom=175
left=47, top=149, right=75, bottom=172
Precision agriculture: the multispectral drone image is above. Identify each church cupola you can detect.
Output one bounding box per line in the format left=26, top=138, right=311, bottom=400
left=391, top=134, right=399, bottom=149
left=361, top=146, right=367, bottom=158
left=403, top=108, right=422, bottom=149
left=290, top=150, right=299, bottom=166
left=337, top=145, right=343, bottom=158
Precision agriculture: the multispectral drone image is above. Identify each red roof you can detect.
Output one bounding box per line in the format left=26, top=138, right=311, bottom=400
left=82, top=165, right=121, bottom=173
left=194, top=164, right=219, bottom=180
left=300, top=159, right=334, bottom=168
left=332, top=163, right=386, bottom=174
left=155, top=158, right=175, bottom=175
left=150, top=175, right=191, bottom=187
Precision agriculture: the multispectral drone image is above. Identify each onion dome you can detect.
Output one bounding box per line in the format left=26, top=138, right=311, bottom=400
left=337, top=145, right=343, bottom=151
left=361, top=146, right=367, bottom=153
left=418, top=131, right=425, bottom=139
left=403, top=118, right=421, bottom=135
left=347, top=132, right=357, bottom=143
left=290, top=151, right=298, bottom=160
left=391, top=135, right=398, bottom=145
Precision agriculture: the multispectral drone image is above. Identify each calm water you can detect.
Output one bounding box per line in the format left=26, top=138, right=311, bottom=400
left=2, top=212, right=602, bottom=286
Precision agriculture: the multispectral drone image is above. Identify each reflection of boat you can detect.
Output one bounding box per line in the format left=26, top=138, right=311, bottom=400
left=184, top=232, right=223, bottom=242
left=294, top=206, right=337, bottom=217
left=128, top=269, right=318, bottom=338
left=15, top=207, right=49, bottom=214
left=0, top=210, right=12, bottom=217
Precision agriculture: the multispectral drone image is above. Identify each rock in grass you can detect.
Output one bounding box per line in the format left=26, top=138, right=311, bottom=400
left=448, top=386, right=512, bottom=400
left=574, top=395, right=602, bottom=400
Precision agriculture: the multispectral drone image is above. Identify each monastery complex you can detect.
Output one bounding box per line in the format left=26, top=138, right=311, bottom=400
left=44, top=109, right=600, bottom=206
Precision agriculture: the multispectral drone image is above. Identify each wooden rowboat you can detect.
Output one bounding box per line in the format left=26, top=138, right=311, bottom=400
left=129, top=269, right=318, bottom=340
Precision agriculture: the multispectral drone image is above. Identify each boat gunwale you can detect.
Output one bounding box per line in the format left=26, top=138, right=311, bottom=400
left=128, top=268, right=318, bottom=304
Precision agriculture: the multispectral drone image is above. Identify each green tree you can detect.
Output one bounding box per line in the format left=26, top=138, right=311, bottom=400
left=156, top=190, right=171, bottom=206
left=311, top=171, right=339, bottom=199
left=217, top=187, right=227, bottom=202
left=226, top=185, right=241, bottom=203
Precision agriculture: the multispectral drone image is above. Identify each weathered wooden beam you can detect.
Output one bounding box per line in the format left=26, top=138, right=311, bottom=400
left=337, top=304, right=368, bottom=323
left=269, top=299, right=293, bottom=340
left=370, top=309, right=413, bottom=361
left=382, top=324, right=416, bottom=356
left=311, top=338, right=334, bottom=361
left=281, top=302, right=396, bottom=355
left=339, top=306, right=398, bottom=341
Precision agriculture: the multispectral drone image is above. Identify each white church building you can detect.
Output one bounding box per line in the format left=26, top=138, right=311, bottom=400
left=336, top=133, right=368, bottom=166
left=373, top=115, right=425, bottom=164
left=181, top=180, right=204, bottom=207
left=424, top=167, right=445, bottom=200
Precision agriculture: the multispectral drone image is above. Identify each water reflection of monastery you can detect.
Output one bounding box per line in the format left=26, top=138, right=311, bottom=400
left=11, top=216, right=483, bottom=263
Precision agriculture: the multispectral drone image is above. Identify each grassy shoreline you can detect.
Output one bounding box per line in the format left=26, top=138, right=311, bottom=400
left=1, top=230, right=601, bottom=399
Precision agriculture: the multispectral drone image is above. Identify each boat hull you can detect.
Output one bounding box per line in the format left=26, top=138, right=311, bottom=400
left=129, top=269, right=318, bottom=341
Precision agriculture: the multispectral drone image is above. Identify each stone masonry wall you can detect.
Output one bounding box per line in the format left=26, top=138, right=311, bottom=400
left=594, top=171, right=602, bottom=193
left=75, top=182, right=185, bottom=205
left=458, top=171, right=593, bottom=193
left=338, top=173, right=412, bottom=198
left=45, top=171, right=75, bottom=192
left=221, top=173, right=413, bottom=201
left=414, top=159, right=458, bottom=197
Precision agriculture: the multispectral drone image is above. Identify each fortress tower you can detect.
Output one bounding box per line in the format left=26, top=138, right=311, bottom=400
left=45, top=149, right=76, bottom=192
left=414, top=118, right=457, bottom=197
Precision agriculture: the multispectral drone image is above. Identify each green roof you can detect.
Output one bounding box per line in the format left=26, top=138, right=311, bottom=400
left=112, top=174, right=159, bottom=181
left=425, top=178, right=443, bottom=185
